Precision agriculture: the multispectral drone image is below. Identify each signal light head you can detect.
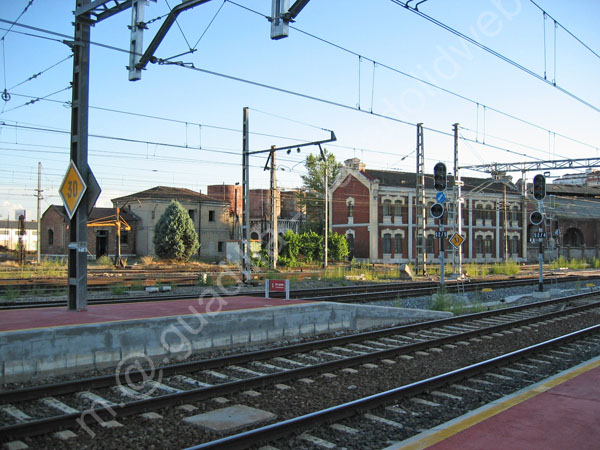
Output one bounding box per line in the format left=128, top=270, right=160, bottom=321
left=430, top=203, right=444, bottom=219
left=533, top=174, right=546, bottom=201
left=530, top=210, right=543, bottom=225
left=433, top=162, right=447, bottom=192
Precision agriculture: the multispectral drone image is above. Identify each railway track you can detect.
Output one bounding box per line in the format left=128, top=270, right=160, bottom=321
left=1, top=291, right=599, bottom=447
left=1, top=274, right=599, bottom=310
left=196, top=325, right=600, bottom=450
left=0, top=266, right=598, bottom=298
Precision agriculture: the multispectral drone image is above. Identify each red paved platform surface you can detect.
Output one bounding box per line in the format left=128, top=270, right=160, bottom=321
left=0, top=296, right=312, bottom=332
left=417, top=363, right=600, bottom=450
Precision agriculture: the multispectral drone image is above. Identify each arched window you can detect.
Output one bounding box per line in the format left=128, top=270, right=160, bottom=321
left=383, top=233, right=392, bottom=253
left=426, top=235, right=435, bottom=254
left=511, top=236, right=519, bottom=255
left=476, top=204, right=484, bottom=221
left=394, top=234, right=402, bottom=254
left=512, top=206, right=520, bottom=222
left=347, top=201, right=354, bottom=218
left=485, top=205, right=493, bottom=221
left=476, top=236, right=484, bottom=254
left=383, top=199, right=392, bottom=217
left=394, top=200, right=402, bottom=217
left=346, top=233, right=355, bottom=259
left=48, top=229, right=54, bottom=245
left=485, top=236, right=493, bottom=254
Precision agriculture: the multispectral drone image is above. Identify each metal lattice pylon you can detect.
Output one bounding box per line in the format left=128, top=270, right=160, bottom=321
left=415, top=124, right=426, bottom=275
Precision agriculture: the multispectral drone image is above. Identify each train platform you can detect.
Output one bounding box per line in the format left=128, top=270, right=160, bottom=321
left=0, top=294, right=451, bottom=383
left=393, top=356, right=600, bottom=450
left=0, top=295, right=310, bottom=333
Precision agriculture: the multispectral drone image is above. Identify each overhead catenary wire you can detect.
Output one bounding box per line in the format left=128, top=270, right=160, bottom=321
left=1, top=13, right=598, bottom=158
left=225, top=0, right=599, bottom=152
left=0, top=0, right=35, bottom=41
left=528, top=0, right=600, bottom=61
left=0, top=4, right=596, bottom=194
left=7, top=54, right=72, bottom=91
left=389, top=0, right=600, bottom=114
left=0, top=85, right=72, bottom=115
left=191, top=0, right=226, bottom=50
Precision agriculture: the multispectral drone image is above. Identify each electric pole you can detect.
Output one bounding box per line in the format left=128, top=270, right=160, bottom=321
left=270, top=146, right=278, bottom=269
left=36, top=162, right=43, bottom=264
left=242, top=107, right=251, bottom=283
left=323, top=158, right=328, bottom=268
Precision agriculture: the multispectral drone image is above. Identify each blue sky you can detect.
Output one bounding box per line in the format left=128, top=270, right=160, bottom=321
left=1, top=0, right=599, bottom=220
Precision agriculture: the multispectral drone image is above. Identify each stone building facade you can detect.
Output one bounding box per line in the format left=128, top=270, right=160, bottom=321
left=112, top=186, right=231, bottom=259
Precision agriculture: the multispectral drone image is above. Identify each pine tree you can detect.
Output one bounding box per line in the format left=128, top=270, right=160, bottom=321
left=153, top=200, right=199, bottom=261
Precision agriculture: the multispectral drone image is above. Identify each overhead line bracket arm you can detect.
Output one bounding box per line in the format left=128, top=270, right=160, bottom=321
left=135, top=0, right=213, bottom=73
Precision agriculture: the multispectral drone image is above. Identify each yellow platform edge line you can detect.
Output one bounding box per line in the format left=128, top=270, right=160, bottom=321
left=396, top=358, right=600, bottom=450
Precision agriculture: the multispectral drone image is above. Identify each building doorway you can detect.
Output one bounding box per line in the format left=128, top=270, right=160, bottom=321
left=96, top=230, right=108, bottom=258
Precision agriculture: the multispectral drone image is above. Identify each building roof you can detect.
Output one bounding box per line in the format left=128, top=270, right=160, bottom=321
left=362, top=169, right=519, bottom=195
left=111, top=186, right=227, bottom=205
left=1, top=220, right=37, bottom=231
left=546, top=183, right=600, bottom=197
left=43, top=205, right=138, bottom=222
left=547, top=196, right=600, bottom=220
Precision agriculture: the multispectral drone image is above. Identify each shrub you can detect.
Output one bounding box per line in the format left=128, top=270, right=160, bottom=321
left=96, top=255, right=113, bottom=267
left=153, top=201, right=199, bottom=261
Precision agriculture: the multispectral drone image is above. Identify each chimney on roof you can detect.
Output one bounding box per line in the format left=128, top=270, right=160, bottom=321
left=345, top=158, right=365, bottom=171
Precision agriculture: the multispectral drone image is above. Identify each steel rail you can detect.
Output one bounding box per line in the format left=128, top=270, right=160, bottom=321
left=186, top=323, right=600, bottom=450
left=1, top=290, right=596, bottom=404
left=2, top=299, right=599, bottom=439
left=1, top=274, right=597, bottom=309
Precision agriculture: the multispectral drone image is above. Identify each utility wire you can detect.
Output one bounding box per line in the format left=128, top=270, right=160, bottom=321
left=3, top=15, right=598, bottom=156
left=249, top=107, right=331, bottom=132
left=0, top=85, right=72, bottom=115
left=0, top=0, right=34, bottom=41
left=191, top=0, right=226, bottom=49
left=164, top=0, right=193, bottom=50
left=164, top=60, right=585, bottom=165
left=8, top=93, right=328, bottom=145
left=226, top=0, right=599, bottom=151
left=8, top=54, right=72, bottom=91
left=389, top=0, right=600, bottom=114
left=1, top=13, right=597, bottom=163
left=529, top=0, right=600, bottom=61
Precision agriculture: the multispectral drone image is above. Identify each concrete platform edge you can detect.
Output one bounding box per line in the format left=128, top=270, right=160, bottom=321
left=0, top=301, right=451, bottom=383
left=385, top=355, right=600, bottom=450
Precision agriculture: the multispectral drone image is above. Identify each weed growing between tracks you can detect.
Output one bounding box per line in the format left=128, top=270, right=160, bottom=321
left=109, top=284, right=128, bottom=296
left=427, top=285, right=489, bottom=314
left=2, top=286, right=18, bottom=301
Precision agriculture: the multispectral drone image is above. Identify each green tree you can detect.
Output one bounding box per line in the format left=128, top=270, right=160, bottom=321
left=328, top=231, right=349, bottom=261
left=153, top=200, right=199, bottom=261
left=297, top=149, right=341, bottom=233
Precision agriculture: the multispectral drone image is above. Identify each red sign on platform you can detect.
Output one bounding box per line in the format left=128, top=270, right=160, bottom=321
left=269, top=280, right=286, bottom=292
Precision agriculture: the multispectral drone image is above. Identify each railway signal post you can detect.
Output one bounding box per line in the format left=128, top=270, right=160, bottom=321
left=433, top=163, right=447, bottom=286
left=531, top=174, right=546, bottom=292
